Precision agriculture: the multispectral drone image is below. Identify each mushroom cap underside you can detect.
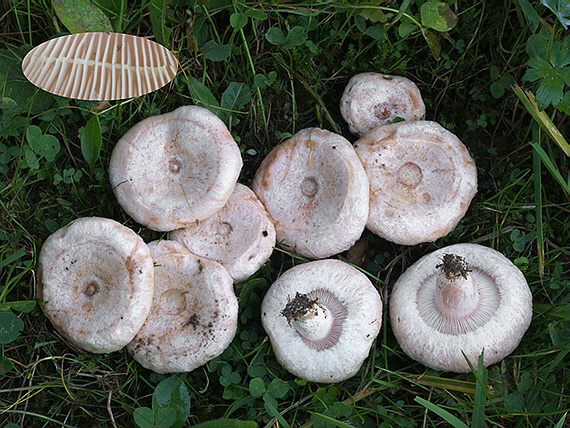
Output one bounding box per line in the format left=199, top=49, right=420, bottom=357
left=109, top=105, right=242, bottom=231
left=340, top=72, right=425, bottom=136
left=252, top=128, right=369, bottom=259
left=261, top=259, right=382, bottom=383
left=389, top=243, right=532, bottom=372
left=127, top=240, right=238, bottom=373
left=171, top=183, right=276, bottom=283
left=37, top=217, right=155, bottom=354
left=354, top=120, right=477, bottom=245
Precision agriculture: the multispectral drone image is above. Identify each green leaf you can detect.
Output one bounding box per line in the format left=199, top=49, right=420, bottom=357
left=540, top=0, right=570, bottom=29
left=414, top=396, right=470, bottom=428
left=284, top=26, right=307, bottom=48
left=422, top=29, right=441, bottom=60
left=266, top=378, right=289, bottom=399
left=265, top=27, right=286, bottom=45
left=555, top=90, right=570, bottom=114
left=0, top=300, right=36, bottom=313
left=150, top=0, right=171, bottom=46
left=554, top=413, right=568, bottom=428
left=364, top=25, right=384, bottom=40
left=230, top=12, right=248, bottom=30
left=535, top=72, right=563, bottom=109
left=263, top=394, right=290, bottom=428
left=24, top=148, right=39, bottom=169
left=133, top=406, right=154, bottom=428
left=0, top=247, right=26, bottom=268
left=185, top=77, right=219, bottom=113
left=420, top=2, right=458, bottom=32
left=398, top=21, right=417, bottom=38
left=0, top=311, right=24, bottom=345
left=0, top=354, right=15, bottom=374
left=155, top=406, right=178, bottom=428
left=80, top=114, right=102, bottom=168
left=490, top=82, right=505, bottom=98
left=152, top=375, right=191, bottom=428
left=516, top=0, right=541, bottom=30
left=26, top=125, right=60, bottom=162
left=248, top=377, right=266, bottom=398
left=219, top=82, right=251, bottom=122
left=504, top=392, right=525, bottom=413
left=193, top=419, right=257, bottom=428
left=51, top=0, right=113, bottom=33
left=523, top=58, right=552, bottom=82
left=202, top=40, right=231, bottom=62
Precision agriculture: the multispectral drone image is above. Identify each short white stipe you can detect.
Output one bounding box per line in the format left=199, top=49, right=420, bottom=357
left=22, top=32, right=179, bottom=100
left=292, top=303, right=333, bottom=342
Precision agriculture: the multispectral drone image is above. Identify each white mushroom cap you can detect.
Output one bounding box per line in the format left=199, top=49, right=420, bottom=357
left=170, top=183, right=276, bottom=283
left=109, top=105, right=243, bottom=231
left=340, top=72, right=425, bottom=136
left=354, top=120, right=477, bottom=245
left=252, top=128, right=369, bottom=259
left=127, top=240, right=238, bottom=373
left=37, top=217, right=154, bottom=354
left=261, top=259, right=382, bottom=383
left=389, top=243, right=533, bottom=372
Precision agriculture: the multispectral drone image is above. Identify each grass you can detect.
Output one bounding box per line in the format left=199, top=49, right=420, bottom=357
left=1, top=0, right=569, bottom=427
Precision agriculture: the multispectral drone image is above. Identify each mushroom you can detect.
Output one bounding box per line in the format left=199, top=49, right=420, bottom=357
left=37, top=217, right=154, bottom=353
left=252, top=128, right=369, bottom=259
left=170, top=183, right=276, bottom=283
left=389, top=243, right=533, bottom=372
left=22, top=32, right=179, bottom=100
left=261, top=259, right=383, bottom=383
left=354, top=120, right=477, bottom=245
left=127, top=240, right=238, bottom=373
left=109, top=105, right=242, bottom=231
left=340, top=72, right=425, bottom=136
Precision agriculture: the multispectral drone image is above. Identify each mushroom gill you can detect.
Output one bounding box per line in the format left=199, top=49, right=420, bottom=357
left=416, top=254, right=500, bottom=335
left=281, top=289, right=347, bottom=351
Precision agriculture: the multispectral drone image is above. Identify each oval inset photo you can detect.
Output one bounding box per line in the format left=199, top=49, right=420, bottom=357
left=22, top=32, right=179, bottom=100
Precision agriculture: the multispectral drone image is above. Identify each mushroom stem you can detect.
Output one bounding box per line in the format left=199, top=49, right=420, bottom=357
left=281, top=293, right=333, bottom=342
left=433, top=254, right=479, bottom=317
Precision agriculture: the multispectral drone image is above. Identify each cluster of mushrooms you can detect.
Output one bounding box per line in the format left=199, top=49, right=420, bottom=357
left=37, top=72, right=532, bottom=383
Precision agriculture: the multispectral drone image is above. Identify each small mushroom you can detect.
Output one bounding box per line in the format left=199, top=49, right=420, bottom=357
left=127, top=240, right=238, bottom=373
left=170, top=183, right=276, bottom=283
left=252, top=128, right=369, bottom=259
left=261, top=259, right=382, bottom=383
left=37, top=217, right=154, bottom=353
left=354, top=120, right=477, bottom=245
left=340, top=72, right=425, bottom=136
left=389, top=243, right=533, bottom=372
left=109, top=105, right=242, bottom=231
left=22, top=32, right=178, bottom=100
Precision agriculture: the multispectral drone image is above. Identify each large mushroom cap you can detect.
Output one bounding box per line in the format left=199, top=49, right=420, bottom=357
left=354, top=120, right=477, bottom=245
left=127, top=240, right=238, bottom=373
left=37, top=217, right=154, bottom=354
left=171, top=183, right=276, bottom=283
left=252, top=128, right=369, bottom=259
left=261, top=259, right=382, bottom=383
left=389, top=243, right=533, bottom=372
left=109, top=105, right=242, bottom=231
left=340, top=72, right=425, bottom=136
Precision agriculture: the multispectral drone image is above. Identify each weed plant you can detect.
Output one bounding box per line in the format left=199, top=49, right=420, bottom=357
left=0, top=1, right=568, bottom=427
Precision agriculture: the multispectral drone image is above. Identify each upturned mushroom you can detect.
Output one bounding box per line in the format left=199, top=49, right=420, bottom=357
left=340, top=72, right=425, bottom=136
left=170, top=183, right=276, bottom=283
left=252, top=128, right=369, bottom=259
left=354, top=120, right=477, bottom=245
left=261, top=259, right=383, bottom=383
left=389, top=243, right=533, bottom=372
left=109, top=105, right=242, bottom=231
left=37, top=217, right=155, bottom=353
left=127, top=240, right=238, bottom=373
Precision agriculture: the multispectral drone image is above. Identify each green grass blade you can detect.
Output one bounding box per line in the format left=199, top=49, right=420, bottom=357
left=531, top=143, right=570, bottom=194
left=471, top=352, right=488, bottom=428
left=513, top=85, right=570, bottom=156
left=554, top=412, right=568, bottom=428
left=532, top=125, right=545, bottom=275
left=309, top=413, right=354, bottom=428
left=414, top=396, right=469, bottom=428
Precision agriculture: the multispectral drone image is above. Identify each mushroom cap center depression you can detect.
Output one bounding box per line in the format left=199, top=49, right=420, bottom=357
left=397, top=162, right=422, bottom=188
left=300, top=176, right=319, bottom=197
left=281, top=290, right=347, bottom=351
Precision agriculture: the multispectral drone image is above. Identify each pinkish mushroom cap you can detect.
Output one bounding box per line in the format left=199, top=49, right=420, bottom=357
left=37, top=217, right=154, bottom=353
left=340, top=72, right=425, bottom=136
left=170, top=183, right=276, bottom=283
left=109, top=105, right=242, bottom=231
left=261, top=259, right=382, bottom=383
left=252, top=128, right=369, bottom=259
left=354, top=120, right=477, bottom=245
left=127, top=240, right=238, bottom=373
left=389, top=243, right=533, bottom=372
